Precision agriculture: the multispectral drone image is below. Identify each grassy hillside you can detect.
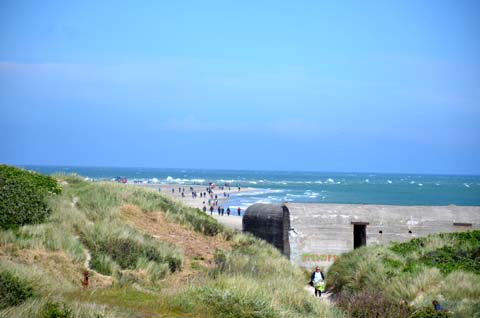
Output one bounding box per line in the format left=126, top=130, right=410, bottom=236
left=2, top=166, right=478, bottom=318
left=0, top=168, right=340, bottom=318
left=328, top=230, right=480, bottom=318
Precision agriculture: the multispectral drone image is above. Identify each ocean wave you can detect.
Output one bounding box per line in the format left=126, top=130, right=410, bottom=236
left=163, top=176, right=206, bottom=184
left=286, top=191, right=319, bottom=199
left=232, top=189, right=285, bottom=197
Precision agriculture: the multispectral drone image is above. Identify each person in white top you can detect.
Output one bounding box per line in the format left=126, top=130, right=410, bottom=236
left=310, top=266, right=325, bottom=297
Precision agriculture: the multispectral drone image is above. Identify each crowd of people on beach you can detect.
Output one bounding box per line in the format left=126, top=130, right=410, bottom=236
left=161, top=182, right=242, bottom=217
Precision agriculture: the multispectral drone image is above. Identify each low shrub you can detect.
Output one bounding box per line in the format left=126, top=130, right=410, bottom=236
left=89, top=253, right=118, bottom=276
left=190, top=284, right=277, bottom=318
left=0, top=271, right=34, bottom=309
left=81, top=225, right=182, bottom=276
left=336, top=291, right=412, bottom=318
left=421, top=246, right=480, bottom=274
left=390, top=231, right=480, bottom=274
left=0, top=165, right=60, bottom=229
left=39, top=301, right=72, bottom=318
left=410, top=307, right=451, bottom=318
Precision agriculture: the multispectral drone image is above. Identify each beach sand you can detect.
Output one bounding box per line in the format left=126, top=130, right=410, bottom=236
left=131, top=183, right=251, bottom=230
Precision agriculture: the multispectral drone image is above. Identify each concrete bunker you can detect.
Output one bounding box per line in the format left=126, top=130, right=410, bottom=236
left=242, top=203, right=480, bottom=269
left=243, top=203, right=290, bottom=258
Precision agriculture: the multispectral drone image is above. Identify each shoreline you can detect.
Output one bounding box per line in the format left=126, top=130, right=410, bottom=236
left=131, top=183, right=255, bottom=230
left=129, top=182, right=480, bottom=232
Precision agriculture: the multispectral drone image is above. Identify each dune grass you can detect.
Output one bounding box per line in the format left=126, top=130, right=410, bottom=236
left=1, top=172, right=344, bottom=318
left=175, top=233, right=344, bottom=318
left=2, top=171, right=478, bottom=318
left=328, top=231, right=480, bottom=318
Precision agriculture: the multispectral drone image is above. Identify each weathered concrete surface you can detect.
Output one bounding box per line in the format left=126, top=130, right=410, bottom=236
left=243, top=203, right=480, bottom=269
left=244, top=204, right=290, bottom=257
left=288, top=203, right=480, bottom=269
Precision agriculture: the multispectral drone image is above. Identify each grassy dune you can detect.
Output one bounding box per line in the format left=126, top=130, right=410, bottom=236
left=0, top=172, right=338, bottom=318
left=328, top=230, right=480, bottom=318
left=2, top=167, right=478, bottom=318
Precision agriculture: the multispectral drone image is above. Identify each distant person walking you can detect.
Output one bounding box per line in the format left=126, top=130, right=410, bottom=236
left=432, top=300, right=443, bottom=312
left=210, top=206, right=214, bottom=215
left=310, top=267, right=325, bottom=297
left=237, top=207, right=241, bottom=216
left=226, top=208, right=230, bottom=216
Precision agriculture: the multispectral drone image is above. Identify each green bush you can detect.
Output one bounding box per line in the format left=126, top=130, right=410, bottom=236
left=410, top=307, right=451, bottom=318
left=0, top=165, right=61, bottom=229
left=0, top=271, right=34, bottom=309
left=84, top=235, right=181, bottom=273
left=39, top=301, right=72, bottom=318
left=421, top=246, right=480, bottom=274
left=390, top=231, right=480, bottom=274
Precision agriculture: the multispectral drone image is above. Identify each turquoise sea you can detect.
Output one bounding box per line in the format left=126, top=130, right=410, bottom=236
left=22, top=165, right=480, bottom=208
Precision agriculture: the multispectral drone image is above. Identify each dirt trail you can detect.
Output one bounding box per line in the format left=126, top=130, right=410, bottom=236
left=120, top=204, right=232, bottom=284
left=304, top=285, right=333, bottom=306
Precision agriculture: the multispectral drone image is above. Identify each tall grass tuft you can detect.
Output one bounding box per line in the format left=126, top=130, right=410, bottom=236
left=329, top=231, right=480, bottom=317
left=179, top=233, right=342, bottom=318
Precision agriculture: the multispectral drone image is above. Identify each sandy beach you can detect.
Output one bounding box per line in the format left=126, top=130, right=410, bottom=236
left=132, top=183, right=251, bottom=230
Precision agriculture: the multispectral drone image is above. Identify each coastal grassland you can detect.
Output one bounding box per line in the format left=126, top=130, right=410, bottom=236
left=1, top=170, right=340, bottom=318
left=328, top=230, right=480, bottom=318
left=174, top=234, right=346, bottom=318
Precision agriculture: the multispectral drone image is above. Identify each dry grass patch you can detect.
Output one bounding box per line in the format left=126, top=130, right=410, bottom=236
left=120, top=204, right=232, bottom=284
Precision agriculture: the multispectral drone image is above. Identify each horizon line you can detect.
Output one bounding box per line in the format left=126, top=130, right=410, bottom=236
left=6, top=162, right=480, bottom=177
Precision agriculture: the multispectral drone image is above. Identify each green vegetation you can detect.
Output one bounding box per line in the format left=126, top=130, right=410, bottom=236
left=0, top=167, right=337, bottom=317
left=0, top=165, right=61, bottom=229
left=0, top=271, right=34, bottom=309
left=390, top=231, right=480, bottom=274
left=39, top=301, right=72, bottom=318
left=328, top=231, right=480, bottom=318
left=176, top=234, right=342, bottom=318
left=1, top=165, right=478, bottom=318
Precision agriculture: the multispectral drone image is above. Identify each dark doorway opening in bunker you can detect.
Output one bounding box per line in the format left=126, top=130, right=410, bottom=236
left=353, top=224, right=366, bottom=249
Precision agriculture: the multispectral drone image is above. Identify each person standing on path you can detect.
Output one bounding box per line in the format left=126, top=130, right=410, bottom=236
left=310, top=267, right=325, bottom=297
left=237, top=207, right=241, bottom=216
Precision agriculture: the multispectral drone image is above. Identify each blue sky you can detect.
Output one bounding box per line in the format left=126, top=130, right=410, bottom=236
left=1, top=0, right=479, bottom=174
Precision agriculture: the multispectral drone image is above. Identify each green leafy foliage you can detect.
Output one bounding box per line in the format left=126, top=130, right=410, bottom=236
left=0, top=165, right=61, bottom=229
left=421, top=246, right=480, bottom=274
left=390, top=231, right=480, bottom=274
left=39, top=301, right=72, bottom=318
left=0, top=271, right=34, bottom=309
